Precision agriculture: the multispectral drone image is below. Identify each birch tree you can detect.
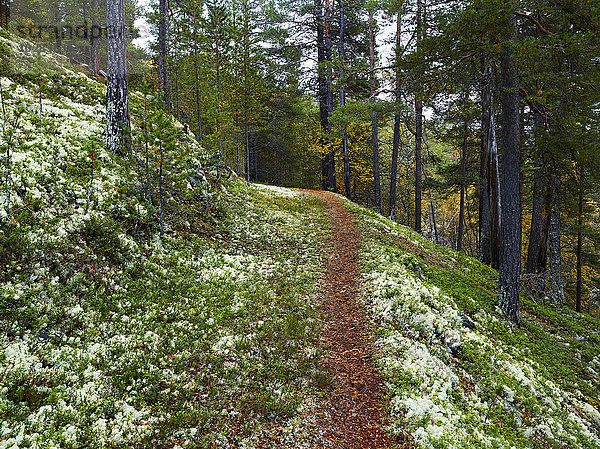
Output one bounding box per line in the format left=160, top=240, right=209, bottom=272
left=106, top=0, right=130, bottom=155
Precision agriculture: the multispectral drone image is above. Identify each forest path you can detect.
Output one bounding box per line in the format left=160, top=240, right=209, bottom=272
left=308, top=190, right=406, bottom=449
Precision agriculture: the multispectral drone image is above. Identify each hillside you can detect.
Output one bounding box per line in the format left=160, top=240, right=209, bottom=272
left=0, top=30, right=599, bottom=449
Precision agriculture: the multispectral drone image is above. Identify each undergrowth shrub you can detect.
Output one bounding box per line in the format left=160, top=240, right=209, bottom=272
left=80, top=215, right=126, bottom=265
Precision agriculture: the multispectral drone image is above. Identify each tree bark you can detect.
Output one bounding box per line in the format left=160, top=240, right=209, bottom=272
left=106, top=0, right=130, bottom=155
left=498, top=1, right=521, bottom=324
left=479, top=61, right=491, bottom=264
left=576, top=178, right=583, bottom=313
left=242, top=0, right=251, bottom=183
left=194, top=51, right=202, bottom=141
left=458, top=113, right=468, bottom=251
left=414, top=0, right=423, bottom=234
left=430, top=200, right=438, bottom=244
left=489, top=106, right=502, bottom=270
left=316, top=0, right=335, bottom=190
left=315, top=0, right=328, bottom=189
left=158, top=0, right=172, bottom=109
left=368, top=9, right=381, bottom=214
left=526, top=111, right=546, bottom=274
left=339, top=0, right=350, bottom=199
left=389, top=4, right=402, bottom=221
left=547, top=203, right=564, bottom=304
left=90, top=0, right=100, bottom=73
left=480, top=62, right=502, bottom=268
left=325, top=0, right=335, bottom=190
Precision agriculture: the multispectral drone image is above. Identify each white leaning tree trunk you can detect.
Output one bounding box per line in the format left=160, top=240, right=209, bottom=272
left=106, top=0, right=130, bottom=155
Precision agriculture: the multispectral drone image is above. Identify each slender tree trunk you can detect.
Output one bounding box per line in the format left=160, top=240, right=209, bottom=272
left=194, top=56, right=202, bottom=142
left=498, top=0, right=521, bottom=324
left=525, top=109, right=546, bottom=273
left=414, top=0, right=423, bottom=234
left=325, top=0, right=335, bottom=190
left=339, top=0, right=350, bottom=198
left=458, top=114, right=468, bottom=251
left=90, top=0, right=100, bottom=73
left=368, top=10, right=381, bottom=214
left=106, top=0, right=130, bottom=155
left=548, top=203, right=564, bottom=304
left=316, top=0, right=335, bottom=190
left=247, top=132, right=256, bottom=182
left=390, top=4, right=402, bottom=221
left=159, top=141, right=164, bottom=235
left=158, top=0, right=172, bottom=109
left=216, top=51, right=223, bottom=158
left=430, top=200, right=438, bottom=244
left=480, top=60, right=491, bottom=264
left=315, top=0, right=328, bottom=189
left=414, top=100, right=423, bottom=232
left=539, top=191, right=552, bottom=269
left=0, top=0, right=9, bottom=29
left=480, top=62, right=502, bottom=269
left=489, top=107, right=502, bottom=270
left=243, top=1, right=251, bottom=183
left=576, top=176, right=584, bottom=313
left=143, top=95, right=152, bottom=203
left=173, top=63, right=180, bottom=119
left=526, top=169, right=544, bottom=274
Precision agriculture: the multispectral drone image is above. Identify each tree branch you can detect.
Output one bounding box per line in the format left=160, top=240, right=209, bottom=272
left=515, top=12, right=553, bottom=35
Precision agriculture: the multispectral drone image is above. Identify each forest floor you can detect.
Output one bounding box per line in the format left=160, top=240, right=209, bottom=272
left=305, top=191, right=409, bottom=449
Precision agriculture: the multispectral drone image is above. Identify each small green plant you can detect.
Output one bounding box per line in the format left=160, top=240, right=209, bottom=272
left=79, top=215, right=125, bottom=264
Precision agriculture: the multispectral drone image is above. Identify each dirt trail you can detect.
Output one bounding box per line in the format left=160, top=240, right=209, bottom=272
left=309, top=190, right=405, bottom=449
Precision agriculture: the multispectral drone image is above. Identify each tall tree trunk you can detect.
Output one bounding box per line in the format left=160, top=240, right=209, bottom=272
left=316, top=0, right=335, bottom=190
left=315, top=0, right=329, bottom=189
left=158, top=0, right=172, bottom=109
left=547, top=203, right=564, bottom=304
left=368, top=9, right=381, bottom=213
left=0, top=0, right=9, bottom=29
left=526, top=111, right=546, bottom=273
left=173, top=63, right=180, bottom=119
left=526, top=164, right=543, bottom=273
left=194, top=52, right=202, bottom=142
left=458, top=113, right=468, bottom=251
left=106, top=0, right=130, bottom=155
left=216, top=49, right=223, bottom=158
left=414, top=0, right=423, bottom=234
left=576, top=176, right=584, bottom=313
left=325, top=0, right=335, bottom=190
left=480, top=60, right=491, bottom=264
left=481, top=62, right=502, bottom=269
left=498, top=0, right=521, bottom=324
left=242, top=0, right=251, bottom=184
left=489, top=106, right=502, bottom=270
left=430, top=200, right=438, bottom=244
left=90, top=0, right=100, bottom=73
left=390, top=4, right=402, bottom=221
left=339, top=0, right=350, bottom=199
left=247, top=132, right=256, bottom=182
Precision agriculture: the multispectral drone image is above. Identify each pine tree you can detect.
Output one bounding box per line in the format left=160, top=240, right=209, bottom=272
left=497, top=0, right=521, bottom=324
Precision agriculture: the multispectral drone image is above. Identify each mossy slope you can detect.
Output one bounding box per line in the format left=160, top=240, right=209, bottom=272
left=346, top=199, right=600, bottom=449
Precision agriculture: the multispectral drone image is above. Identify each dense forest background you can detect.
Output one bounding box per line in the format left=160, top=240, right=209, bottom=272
left=9, top=0, right=600, bottom=317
